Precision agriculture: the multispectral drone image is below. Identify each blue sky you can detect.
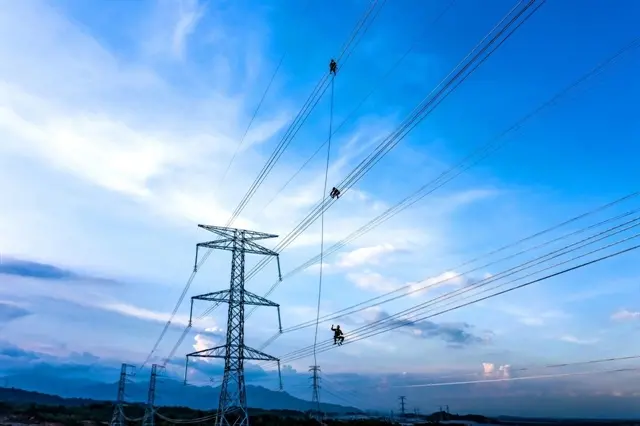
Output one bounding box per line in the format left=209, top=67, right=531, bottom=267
left=1, top=0, right=640, bottom=415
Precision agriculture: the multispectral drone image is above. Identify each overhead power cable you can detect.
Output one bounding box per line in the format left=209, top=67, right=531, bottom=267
left=219, top=53, right=287, bottom=185
left=396, top=366, right=640, bottom=388
left=281, top=239, right=640, bottom=364
left=245, top=35, right=640, bottom=324
left=276, top=220, right=640, bottom=362
left=140, top=0, right=384, bottom=368
left=242, top=0, right=545, bottom=304
left=281, top=204, right=640, bottom=335
left=265, top=215, right=640, bottom=364
left=225, top=0, right=384, bottom=228
left=262, top=0, right=458, bottom=210
left=407, top=354, right=640, bottom=384
left=253, top=200, right=640, bottom=351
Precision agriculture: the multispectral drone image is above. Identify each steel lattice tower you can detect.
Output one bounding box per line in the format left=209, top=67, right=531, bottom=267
left=109, top=363, right=135, bottom=426
left=142, top=364, right=160, bottom=426
left=398, top=396, right=407, bottom=416
left=186, top=225, right=284, bottom=426
left=309, top=365, right=322, bottom=419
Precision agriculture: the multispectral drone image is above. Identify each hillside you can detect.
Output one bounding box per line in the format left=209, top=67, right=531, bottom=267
left=0, top=383, right=360, bottom=414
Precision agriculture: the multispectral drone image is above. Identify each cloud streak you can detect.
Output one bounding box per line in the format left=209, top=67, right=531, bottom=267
left=0, top=302, right=32, bottom=324
left=370, top=310, right=486, bottom=347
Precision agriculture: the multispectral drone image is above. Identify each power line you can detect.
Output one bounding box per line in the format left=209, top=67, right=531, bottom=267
left=246, top=37, right=640, bottom=327
left=243, top=0, right=544, bottom=310
left=269, top=218, right=640, bottom=363
left=253, top=192, right=640, bottom=350
left=281, top=239, right=640, bottom=363
left=405, top=354, right=640, bottom=384
left=219, top=53, right=287, bottom=185
left=397, top=366, right=640, bottom=388
left=262, top=0, right=458, bottom=210
left=277, top=223, right=640, bottom=362
left=224, top=0, right=384, bottom=228
left=279, top=203, right=640, bottom=335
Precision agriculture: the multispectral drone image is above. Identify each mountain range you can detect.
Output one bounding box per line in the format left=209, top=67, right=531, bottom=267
left=0, top=372, right=359, bottom=414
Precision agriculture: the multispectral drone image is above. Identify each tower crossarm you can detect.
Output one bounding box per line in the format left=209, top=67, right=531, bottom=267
left=192, top=290, right=231, bottom=304
left=192, top=290, right=279, bottom=307
left=242, top=290, right=280, bottom=307
left=198, top=224, right=278, bottom=241
left=242, top=345, right=279, bottom=362
left=186, top=345, right=227, bottom=359
left=187, top=345, right=280, bottom=363
left=196, top=239, right=278, bottom=256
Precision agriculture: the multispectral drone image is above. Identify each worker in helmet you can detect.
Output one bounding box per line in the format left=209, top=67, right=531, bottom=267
left=330, top=187, right=341, bottom=199
left=329, top=59, right=337, bottom=75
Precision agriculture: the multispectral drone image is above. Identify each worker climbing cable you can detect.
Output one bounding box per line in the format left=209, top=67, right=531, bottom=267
left=330, top=187, right=341, bottom=199
left=331, top=324, right=345, bottom=345
left=329, top=58, right=338, bottom=75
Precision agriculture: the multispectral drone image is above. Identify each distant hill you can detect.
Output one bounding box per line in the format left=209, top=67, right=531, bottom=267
left=0, top=387, right=94, bottom=407
left=0, top=380, right=360, bottom=414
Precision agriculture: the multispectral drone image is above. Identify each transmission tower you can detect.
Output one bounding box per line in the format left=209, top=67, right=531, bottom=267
left=185, top=225, right=284, bottom=426
left=309, top=365, right=322, bottom=419
left=398, top=396, right=406, bottom=416
left=109, top=363, right=135, bottom=426
left=142, top=364, right=162, bottom=426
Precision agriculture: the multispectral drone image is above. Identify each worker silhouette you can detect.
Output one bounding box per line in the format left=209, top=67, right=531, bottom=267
left=331, top=324, right=344, bottom=345
left=329, top=59, right=337, bottom=75
left=330, top=187, right=341, bottom=199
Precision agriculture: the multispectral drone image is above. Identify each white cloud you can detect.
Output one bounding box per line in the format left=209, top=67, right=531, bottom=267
left=337, top=243, right=398, bottom=268
left=493, top=305, right=569, bottom=327
left=558, top=334, right=599, bottom=345
left=346, top=271, right=399, bottom=293
left=193, top=326, right=224, bottom=354
left=99, top=302, right=208, bottom=329
left=482, top=362, right=511, bottom=378
left=611, top=309, right=640, bottom=321
left=172, top=0, right=206, bottom=59
left=140, top=0, right=207, bottom=60
left=406, top=270, right=466, bottom=298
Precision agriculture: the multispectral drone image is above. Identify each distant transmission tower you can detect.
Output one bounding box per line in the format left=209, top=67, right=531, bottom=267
left=309, top=365, right=322, bottom=419
left=398, top=396, right=406, bottom=416
left=186, top=225, right=284, bottom=426
left=142, top=364, right=162, bottom=426
left=109, top=363, right=135, bottom=426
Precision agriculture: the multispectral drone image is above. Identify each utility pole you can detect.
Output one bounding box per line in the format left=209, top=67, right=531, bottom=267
left=309, top=365, right=322, bottom=419
left=109, top=363, right=135, bottom=426
left=185, top=225, right=284, bottom=426
left=142, top=364, right=162, bottom=426
left=398, top=396, right=406, bottom=416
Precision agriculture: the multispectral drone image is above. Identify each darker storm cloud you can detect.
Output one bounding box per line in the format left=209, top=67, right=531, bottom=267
left=0, top=257, right=120, bottom=286
left=0, top=259, right=77, bottom=280
left=372, top=310, right=484, bottom=346
left=0, top=302, right=32, bottom=323
left=0, top=342, right=39, bottom=361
